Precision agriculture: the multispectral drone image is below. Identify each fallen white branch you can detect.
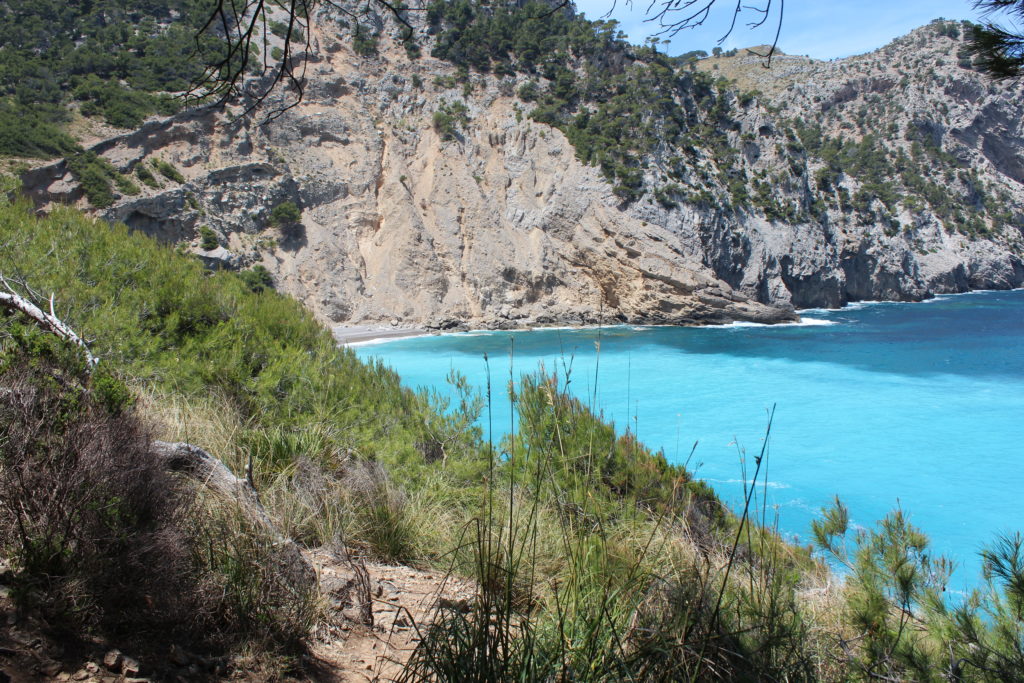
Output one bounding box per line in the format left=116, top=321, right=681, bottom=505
left=0, top=277, right=97, bottom=368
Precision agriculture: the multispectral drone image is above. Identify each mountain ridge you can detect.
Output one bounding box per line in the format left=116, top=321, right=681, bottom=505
left=18, top=7, right=1024, bottom=330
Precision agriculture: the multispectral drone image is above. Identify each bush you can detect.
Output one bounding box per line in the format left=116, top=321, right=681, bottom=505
left=151, top=158, right=185, bottom=184
left=65, top=148, right=117, bottom=208
left=198, top=224, right=218, bottom=250
left=72, top=75, right=178, bottom=129
left=433, top=110, right=457, bottom=140
left=433, top=101, right=470, bottom=141
left=114, top=173, right=140, bottom=196
left=269, top=19, right=304, bottom=43
left=0, top=348, right=200, bottom=640
left=238, top=264, right=274, bottom=292
left=352, top=24, right=379, bottom=57
left=0, top=201, right=437, bottom=491
left=401, top=368, right=811, bottom=682
left=190, top=502, right=318, bottom=651
left=517, top=81, right=540, bottom=102
left=0, top=101, right=76, bottom=159
left=269, top=200, right=301, bottom=226
left=0, top=319, right=318, bottom=655
left=134, top=163, right=159, bottom=188
left=345, top=461, right=418, bottom=562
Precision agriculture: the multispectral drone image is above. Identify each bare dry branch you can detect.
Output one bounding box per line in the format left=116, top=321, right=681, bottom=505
left=0, top=276, right=98, bottom=369
left=189, top=0, right=425, bottom=123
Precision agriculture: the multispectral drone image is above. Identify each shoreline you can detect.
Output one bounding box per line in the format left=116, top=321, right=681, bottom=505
left=336, top=287, right=1024, bottom=347
left=332, top=325, right=429, bottom=346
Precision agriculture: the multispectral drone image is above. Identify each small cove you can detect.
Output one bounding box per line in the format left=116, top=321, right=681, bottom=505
left=356, top=290, right=1024, bottom=589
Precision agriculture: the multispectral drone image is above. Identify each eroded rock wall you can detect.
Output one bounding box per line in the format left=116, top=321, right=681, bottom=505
left=21, top=15, right=1024, bottom=330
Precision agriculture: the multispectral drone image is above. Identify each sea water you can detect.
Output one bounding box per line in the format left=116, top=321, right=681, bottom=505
left=355, top=290, right=1024, bottom=589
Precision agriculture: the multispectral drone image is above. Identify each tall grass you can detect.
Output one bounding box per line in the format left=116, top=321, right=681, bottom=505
left=397, top=360, right=1024, bottom=681
left=398, top=360, right=828, bottom=681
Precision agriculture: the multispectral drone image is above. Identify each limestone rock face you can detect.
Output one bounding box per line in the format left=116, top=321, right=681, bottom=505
left=21, top=15, right=1024, bottom=330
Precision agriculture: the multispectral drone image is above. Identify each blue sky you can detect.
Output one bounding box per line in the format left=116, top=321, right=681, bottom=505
left=572, top=0, right=983, bottom=60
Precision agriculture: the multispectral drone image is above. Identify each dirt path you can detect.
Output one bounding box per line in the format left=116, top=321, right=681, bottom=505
left=308, top=550, right=474, bottom=682
left=0, top=551, right=473, bottom=683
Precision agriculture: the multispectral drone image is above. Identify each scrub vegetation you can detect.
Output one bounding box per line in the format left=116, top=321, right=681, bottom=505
left=423, top=3, right=1012, bottom=235
left=0, top=0, right=1021, bottom=677
left=0, top=0, right=226, bottom=158
left=0, top=196, right=1021, bottom=679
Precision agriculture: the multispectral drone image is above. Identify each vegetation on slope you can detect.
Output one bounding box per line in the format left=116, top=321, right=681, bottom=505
left=0, top=0, right=229, bottom=158
left=0, top=200, right=443, bottom=475
left=0, top=0, right=242, bottom=212
left=420, top=4, right=1019, bottom=237
left=426, top=0, right=743, bottom=204
left=0, top=195, right=1022, bottom=678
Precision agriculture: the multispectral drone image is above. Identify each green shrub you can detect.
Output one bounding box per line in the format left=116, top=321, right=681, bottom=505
left=269, top=19, right=304, bottom=44
left=346, top=462, right=418, bottom=562
left=401, top=369, right=811, bottom=682
left=134, top=163, right=159, bottom=188
left=352, top=24, right=379, bottom=57
left=151, top=158, right=185, bottom=184
left=238, top=264, right=274, bottom=292
left=654, top=183, right=683, bottom=209
left=0, top=201, right=437, bottom=483
left=517, top=81, right=540, bottom=102
left=433, top=110, right=457, bottom=140
left=198, top=224, right=219, bottom=250
left=65, top=149, right=117, bottom=208
left=0, top=101, right=76, bottom=159
left=433, top=101, right=469, bottom=141
left=114, top=173, right=140, bottom=196
left=433, top=74, right=457, bottom=89
left=72, top=75, right=178, bottom=128
left=269, top=200, right=301, bottom=226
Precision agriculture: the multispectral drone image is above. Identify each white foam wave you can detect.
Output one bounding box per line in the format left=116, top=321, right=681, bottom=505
left=528, top=325, right=585, bottom=332
left=793, top=306, right=838, bottom=315
left=724, top=317, right=837, bottom=329
left=838, top=300, right=896, bottom=310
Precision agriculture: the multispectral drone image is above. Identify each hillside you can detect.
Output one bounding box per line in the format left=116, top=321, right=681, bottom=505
left=2, top=4, right=1024, bottom=679
left=0, top=198, right=804, bottom=680
left=1, top=201, right=1023, bottom=680
left=14, top=7, right=1024, bottom=331
left=0, top=0, right=228, bottom=159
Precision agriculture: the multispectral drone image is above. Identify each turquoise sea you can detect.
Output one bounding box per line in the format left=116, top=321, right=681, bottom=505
left=356, top=290, right=1024, bottom=589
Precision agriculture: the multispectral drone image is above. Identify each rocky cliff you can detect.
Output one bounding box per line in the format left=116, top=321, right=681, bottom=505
left=20, top=9, right=1024, bottom=330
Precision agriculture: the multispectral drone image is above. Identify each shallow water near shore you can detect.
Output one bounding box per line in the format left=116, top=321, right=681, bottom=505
left=356, top=290, right=1024, bottom=589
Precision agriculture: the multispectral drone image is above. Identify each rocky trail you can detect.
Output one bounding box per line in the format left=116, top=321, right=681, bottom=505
left=0, top=552, right=472, bottom=683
